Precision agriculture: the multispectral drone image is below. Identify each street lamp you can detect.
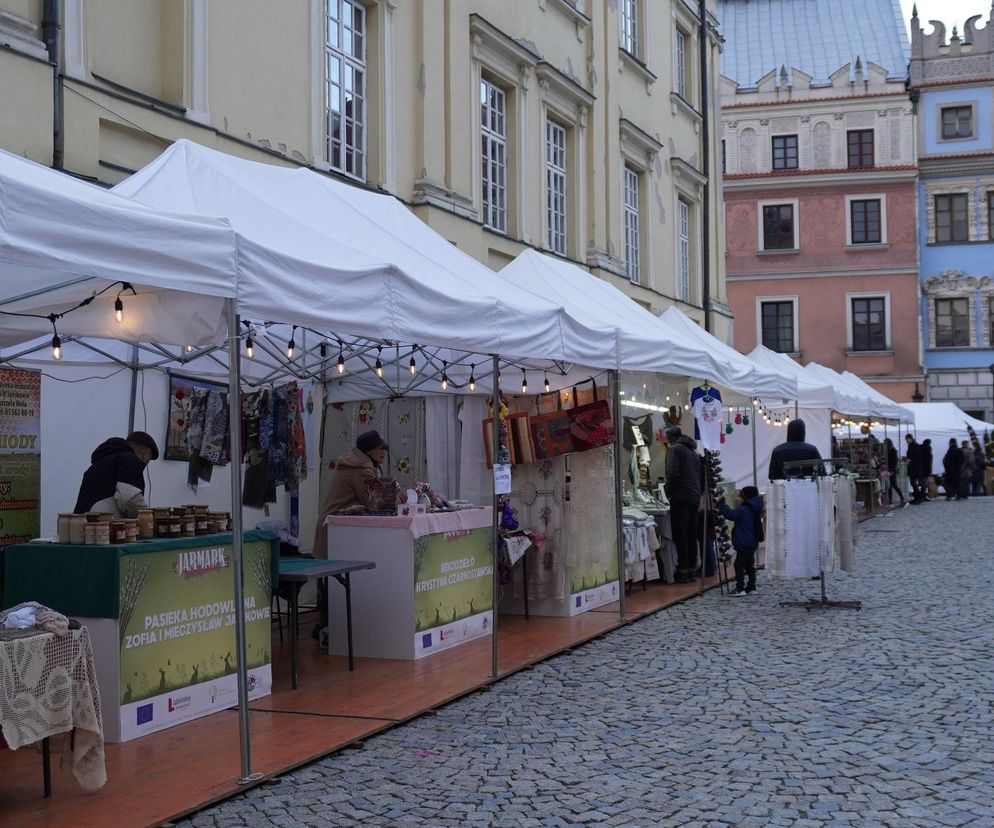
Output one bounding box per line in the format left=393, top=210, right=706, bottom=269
left=911, top=382, right=924, bottom=403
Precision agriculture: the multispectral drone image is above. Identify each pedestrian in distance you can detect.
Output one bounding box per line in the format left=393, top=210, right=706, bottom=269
left=970, top=437, right=987, bottom=496
left=960, top=440, right=974, bottom=500
left=942, top=438, right=964, bottom=500
left=664, top=425, right=702, bottom=583
left=718, top=485, right=764, bottom=597
left=921, top=438, right=934, bottom=500
left=883, top=438, right=907, bottom=507
left=905, top=434, right=925, bottom=504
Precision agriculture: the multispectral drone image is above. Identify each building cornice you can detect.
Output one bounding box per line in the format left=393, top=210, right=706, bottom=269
left=727, top=266, right=918, bottom=281
left=724, top=166, right=918, bottom=190
left=721, top=89, right=908, bottom=110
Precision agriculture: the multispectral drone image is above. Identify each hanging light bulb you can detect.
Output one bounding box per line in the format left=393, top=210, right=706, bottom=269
left=441, top=360, right=449, bottom=391
left=245, top=334, right=254, bottom=359
left=469, top=365, right=477, bottom=392
left=521, top=369, right=528, bottom=394
left=337, top=340, right=345, bottom=374
left=114, top=297, right=124, bottom=323
left=409, top=346, right=417, bottom=375
left=752, top=398, right=759, bottom=406
left=51, top=333, right=62, bottom=360
left=544, top=373, right=550, bottom=393
left=286, top=326, right=296, bottom=360
left=375, top=346, right=383, bottom=378
left=185, top=345, right=194, bottom=353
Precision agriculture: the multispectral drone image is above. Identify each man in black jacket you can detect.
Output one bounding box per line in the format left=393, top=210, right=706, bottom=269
left=905, top=434, right=925, bottom=504
left=768, top=419, right=822, bottom=481
left=664, top=425, right=702, bottom=582
left=74, top=431, right=159, bottom=517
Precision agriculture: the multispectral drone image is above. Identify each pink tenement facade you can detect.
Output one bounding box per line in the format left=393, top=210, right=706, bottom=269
left=717, top=0, right=925, bottom=404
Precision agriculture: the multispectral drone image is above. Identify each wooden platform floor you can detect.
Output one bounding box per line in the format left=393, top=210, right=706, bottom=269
left=0, top=574, right=727, bottom=827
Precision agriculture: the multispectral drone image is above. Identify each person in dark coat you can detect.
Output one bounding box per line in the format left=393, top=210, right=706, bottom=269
left=921, top=438, right=934, bottom=500
left=718, top=485, right=764, bottom=596
left=74, top=431, right=159, bottom=516
left=664, top=425, right=702, bottom=583
left=883, top=438, right=906, bottom=507
left=960, top=440, right=975, bottom=499
left=942, top=438, right=963, bottom=501
left=768, top=419, right=822, bottom=480
left=970, top=439, right=987, bottom=496
left=904, top=434, right=925, bottom=504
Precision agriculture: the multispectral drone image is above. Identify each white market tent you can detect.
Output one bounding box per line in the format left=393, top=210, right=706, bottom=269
left=848, top=402, right=994, bottom=448
left=499, top=250, right=796, bottom=400
left=840, top=371, right=914, bottom=424
left=805, top=362, right=912, bottom=424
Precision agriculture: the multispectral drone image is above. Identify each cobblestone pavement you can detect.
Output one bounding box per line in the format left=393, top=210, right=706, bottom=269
left=178, top=498, right=994, bottom=828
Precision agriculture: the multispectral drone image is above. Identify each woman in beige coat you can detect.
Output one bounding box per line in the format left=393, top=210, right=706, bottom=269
left=311, top=430, right=388, bottom=557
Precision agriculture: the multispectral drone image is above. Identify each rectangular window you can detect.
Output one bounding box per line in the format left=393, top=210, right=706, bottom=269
left=772, top=135, right=798, bottom=170
left=546, top=120, right=567, bottom=256
left=851, top=297, right=887, bottom=351
left=677, top=199, right=690, bottom=301
left=624, top=165, right=641, bottom=285
left=850, top=199, right=882, bottom=244
left=675, top=29, right=687, bottom=98
left=761, top=301, right=795, bottom=353
left=935, top=194, right=968, bottom=242
left=763, top=204, right=795, bottom=250
left=481, top=78, right=507, bottom=233
left=325, top=0, right=366, bottom=179
left=941, top=105, right=973, bottom=139
left=620, top=0, right=638, bottom=56
left=935, top=298, right=970, bottom=347
left=847, top=129, right=874, bottom=168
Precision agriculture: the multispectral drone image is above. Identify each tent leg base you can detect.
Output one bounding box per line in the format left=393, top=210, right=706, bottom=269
left=237, top=772, right=265, bottom=785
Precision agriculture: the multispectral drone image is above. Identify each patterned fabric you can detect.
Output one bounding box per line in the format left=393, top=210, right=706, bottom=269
left=567, top=446, right=618, bottom=589
left=0, top=627, right=106, bottom=791
left=510, top=457, right=567, bottom=601
left=199, top=390, right=230, bottom=465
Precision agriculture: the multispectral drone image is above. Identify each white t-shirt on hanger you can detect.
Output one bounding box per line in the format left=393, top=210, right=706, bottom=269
left=692, top=394, right=723, bottom=451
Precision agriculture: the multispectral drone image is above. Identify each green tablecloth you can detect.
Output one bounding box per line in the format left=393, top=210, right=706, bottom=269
left=3, top=531, right=279, bottom=619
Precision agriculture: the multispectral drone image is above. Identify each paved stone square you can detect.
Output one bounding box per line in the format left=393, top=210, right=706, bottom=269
left=179, top=499, right=994, bottom=827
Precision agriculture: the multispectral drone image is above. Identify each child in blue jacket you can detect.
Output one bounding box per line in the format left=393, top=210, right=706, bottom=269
left=718, top=485, right=764, bottom=596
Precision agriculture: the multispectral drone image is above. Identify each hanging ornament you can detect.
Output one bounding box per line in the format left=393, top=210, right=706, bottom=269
left=725, top=422, right=733, bottom=435
left=720, top=432, right=726, bottom=444
left=742, top=414, right=750, bottom=426
left=735, top=412, right=742, bottom=425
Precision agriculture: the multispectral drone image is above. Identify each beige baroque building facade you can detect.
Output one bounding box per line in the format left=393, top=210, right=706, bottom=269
left=0, top=0, right=727, bottom=335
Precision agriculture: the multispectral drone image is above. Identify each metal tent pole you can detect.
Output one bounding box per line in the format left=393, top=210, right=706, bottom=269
left=611, top=370, right=626, bottom=620
left=751, top=401, right=759, bottom=488
left=490, top=354, right=500, bottom=679
left=226, top=301, right=261, bottom=785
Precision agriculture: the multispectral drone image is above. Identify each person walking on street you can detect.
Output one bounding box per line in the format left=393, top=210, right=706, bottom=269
left=921, top=438, right=934, bottom=500
left=718, top=485, right=764, bottom=596
left=960, top=440, right=975, bottom=500
left=943, top=438, right=964, bottom=500
left=664, top=425, right=702, bottom=583
left=884, top=438, right=907, bottom=507
left=970, top=438, right=987, bottom=496
left=905, top=434, right=925, bottom=504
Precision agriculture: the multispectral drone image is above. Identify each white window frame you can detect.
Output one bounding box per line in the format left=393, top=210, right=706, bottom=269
left=846, top=291, right=891, bottom=352
left=624, top=165, right=642, bottom=285
left=481, top=77, right=508, bottom=234
left=755, top=296, right=799, bottom=354
left=757, top=198, right=800, bottom=251
left=546, top=119, right=568, bottom=255
left=677, top=199, right=691, bottom=301
left=322, top=0, right=367, bottom=181
left=620, top=0, right=639, bottom=57
left=845, top=194, right=888, bottom=246
left=675, top=27, right=688, bottom=99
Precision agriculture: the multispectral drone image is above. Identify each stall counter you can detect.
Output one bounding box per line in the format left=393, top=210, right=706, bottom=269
left=3, top=531, right=278, bottom=742
left=325, top=508, right=493, bottom=660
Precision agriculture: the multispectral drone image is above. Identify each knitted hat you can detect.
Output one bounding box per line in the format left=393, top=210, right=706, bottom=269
left=664, top=425, right=682, bottom=443
left=356, top=430, right=388, bottom=453
left=126, top=430, right=159, bottom=461
left=741, top=485, right=759, bottom=500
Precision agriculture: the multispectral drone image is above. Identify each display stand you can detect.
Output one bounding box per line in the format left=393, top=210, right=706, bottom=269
left=777, top=458, right=861, bottom=612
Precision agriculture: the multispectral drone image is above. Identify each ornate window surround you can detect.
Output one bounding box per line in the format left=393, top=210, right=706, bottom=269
left=922, top=270, right=993, bottom=348
left=925, top=179, right=994, bottom=243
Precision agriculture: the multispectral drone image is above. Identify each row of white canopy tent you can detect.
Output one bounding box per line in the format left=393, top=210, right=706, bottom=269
left=1, top=141, right=797, bottom=782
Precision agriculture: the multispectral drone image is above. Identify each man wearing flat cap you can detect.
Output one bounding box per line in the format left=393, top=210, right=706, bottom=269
left=312, top=429, right=388, bottom=558
left=74, top=430, right=159, bottom=517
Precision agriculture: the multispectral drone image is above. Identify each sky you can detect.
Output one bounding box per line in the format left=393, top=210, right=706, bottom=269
left=898, top=0, right=993, bottom=36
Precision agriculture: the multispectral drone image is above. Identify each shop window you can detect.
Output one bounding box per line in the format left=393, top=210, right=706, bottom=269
left=772, top=135, right=798, bottom=170
left=940, top=105, right=973, bottom=140
left=624, top=164, right=641, bottom=284
left=546, top=120, right=568, bottom=255
left=760, top=300, right=795, bottom=353
left=762, top=203, right=795, bottom=250
left=935, top=298, right=970, bottom=347
left=935, top=194, right=968, bottom=242
left=325, top=0, right=366, bottom=180
left=847, top=129, right=874, bottom=169
left=851, top=296, right=887, bottom=351
left=481, top=77, right=508, bottom=233
left=850, top=198, right=882, bottom=244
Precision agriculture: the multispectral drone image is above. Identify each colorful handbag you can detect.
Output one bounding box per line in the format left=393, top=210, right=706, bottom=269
left=568, top=379, right=615, bottom=452
left=530, top=391, right=575, bottom=459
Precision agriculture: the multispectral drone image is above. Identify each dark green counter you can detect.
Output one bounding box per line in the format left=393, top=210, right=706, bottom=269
left=3, top=531, right=278, bottom=619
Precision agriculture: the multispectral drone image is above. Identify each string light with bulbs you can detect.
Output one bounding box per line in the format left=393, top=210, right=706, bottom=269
left=441, top=360, right=449, bottom=391
left=469, top=364, right=476, bottom=392
left=409, top=346, right=417, bottom=375
left=375, top=346, right=383, bottom=378
left=286, top=326, right=296, bottom=360
left=337, top=339, right=346, bottom=373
